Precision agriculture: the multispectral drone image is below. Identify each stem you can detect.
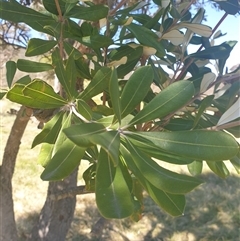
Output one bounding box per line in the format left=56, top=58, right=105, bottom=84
left=207, top=120, right=240, bottom=131
left=109, top=0, right=129, bottom=16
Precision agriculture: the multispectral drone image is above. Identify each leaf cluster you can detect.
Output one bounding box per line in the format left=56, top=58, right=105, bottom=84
left=1, top=0, right=239, bottom=219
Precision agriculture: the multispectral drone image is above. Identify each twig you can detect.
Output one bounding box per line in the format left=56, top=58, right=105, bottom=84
left=109, top=0, right=129, bottom=16
left=49, top=185, right=93, bottom=201
left=206, top=120, right=240, bottom=131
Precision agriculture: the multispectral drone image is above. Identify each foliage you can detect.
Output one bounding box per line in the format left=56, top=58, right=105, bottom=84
left=0, top=0, right=239, bottom=220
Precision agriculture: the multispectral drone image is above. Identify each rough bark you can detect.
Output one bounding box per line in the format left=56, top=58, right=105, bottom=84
left=0, top=106, right=32, bottom=241
left=29, top=169, right=78, bottom=241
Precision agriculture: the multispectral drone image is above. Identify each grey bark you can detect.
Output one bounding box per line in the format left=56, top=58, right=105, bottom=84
left=29, top=169, right=78, bottom=241
left=0, top=106, right=32, bottom=241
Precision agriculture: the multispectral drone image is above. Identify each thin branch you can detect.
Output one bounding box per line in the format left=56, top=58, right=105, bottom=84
left=109, top=0, right=129, bottom=16
left=49, top=185, right=93, bottom=201
left=207, top=120, right=240, bottom=131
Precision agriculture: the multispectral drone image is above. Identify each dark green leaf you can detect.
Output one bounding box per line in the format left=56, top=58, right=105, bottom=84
left=230, top=154, right=240, bottom=174
left=32, top=111, right=65, bottom=148
left=130, top=81, right=195, bottom=125
left=127, top=23, right=165, bottom=56
left=26, top=38, right=57, bottom=57
left=17, top=59, right=53, bottom=73
left=0, top=92, right=7, bottom=99
left=23, top=79, right=67, bottom=108
left=96, top=148, right=135, bottom=219
left=83, top=164, right=96, bottom=191
left=90, top=131, right=120, bottom=166
left=76, top=99, right=93, bottom=121
left=52, top=48, right=77, bottom=99
left=41, top=139, right=85, bottom=181
left=65, top=4, right=109, bottom=21
left=109, top=68, right=121, bottom=124
left=121, top=66, right=153, bottom=119
left=125, top=139, right=202, bottom=194
left=64, top=123, right=106, bottom=147
left=43, top=0, right=65, bottom=15
left=135, top=130, right=239, bottom=161
left=37, top=143, right=54, bottom=167
left=206, top=161, right=230, bottom=178
left=81, top=35, right=113, bottom=49
left=79, top=67, right=112, bottom=101
left=6, top=61, right=17, bottom=88
left=163, top=119, right=194, bottom=131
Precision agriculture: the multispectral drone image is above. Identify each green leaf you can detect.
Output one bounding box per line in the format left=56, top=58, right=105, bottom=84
left=125, top=139, right=202, bottom=194
left=81, top=35, right=113, bottom=49
left=23, top=79, right=67, bottom=108
left=187, top=161, right=203, bottom=176
left=206, top=161, right=230, bottom=178
left=26, top=38, right=57, bottom=57
left=230, top=154, right=240, bottom=174
left=212, top=0, right=240, bottom=15
left=126, top=23, right=165, bottom=56
left=76, top=99, right=93, bottom=121
left=109, top=68, right=121, bottom=124
left=144, top=180, right=186, bottom=216
left=32, top=112, right=65, bottom=148
left=120, top=66, right=153, bottom=119
left=83, top=164, right=96, bottom=191
left=175, top=23, right=212, bottom=37
left=41, top=139, right=85, bottom=181
left=135, top=130, right=239, bottom=161
left=52, top=48, right=76, bottom=99
left=75, top=57, right=92, bottom=80
left=193, top=95, right=214, bottom=128
left=120, top=144, right=186, bottom=216
left=6, top=61, right=17, bottom=88
left=65, top=4, right=109, bottom=21
left=37, top=143, right=54, bottom=167
left=43, top=0, right=65, bottom=15
left=64, top=123, right=106, bottom=147
left=96, top=148, right=135, bottom=219
left=126, top=133, right=194, bottom=165
left=130, top=81, right=195, bottom=125
left=90, top=131, right=120, bottom=166
left=17, top=59, right=53, bottom=73
left=189, top=44, right=231, bottom=60
left=163, top=119, right=194, bottom=131
left=0, top=92, right=7, bottom=99
left=79, top=67, right=112, bottom=101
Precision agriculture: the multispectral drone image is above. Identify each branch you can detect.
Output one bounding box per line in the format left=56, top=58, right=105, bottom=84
left=49, top=185, right=93, bottom=201
left=109, top=0, right=129, bottom=16
left=207, top=120, right=240, bottom=131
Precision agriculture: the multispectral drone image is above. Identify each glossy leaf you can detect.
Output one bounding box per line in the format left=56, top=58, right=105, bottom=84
left=65, top=4, right=109, bottom=21
left=26, top=38, right=57, bottom=57
left=52, top=48, right=76, bottom=99
left=109, top=68, right=121, bottom=124
left=176, top=23, right=212, bottom=37
left=120, top=144, right=186, bottom=216
left=125, top=139, right=202, bottom=194
left=32, top=112, right=65, bottom=148
left=41, top=139, right=85, bottom=181
left=90, top=131, right=120, bottom=166
left=163, top=119, right=194, bottom=131
left=63, top=123, right=106, bottom=147
left=135, top=130, right=239, bottom=161
left=43, top=0, right=65, bottom=15
left=37, top=143, right=54, bottom=167
left=126, top=23, right=165, bottom=56
left=22, top=79, right=67, bottom=108
left=81, top=35, right=113, bottom=49
left=162, top=30, right=184, bottom=45
left=130, top=81, right=195, bottom=125
left=144, top=180, right=186, bottom=216
left=188, top=161, right=203, bottom=176
left=17, top=59, right=53, bottom=73
left=121, top=66, right=153, bottom=119
left=95, top=148, right=135, bottom=219
left=76, top=99, right=93, bottom=121
left=6, top=61, right=17, bottom=88
left=206, top=161, right=230, bottom=179
left=79, top=67, right=112, bottom=101
left=217, top=98, right=240, bottom=126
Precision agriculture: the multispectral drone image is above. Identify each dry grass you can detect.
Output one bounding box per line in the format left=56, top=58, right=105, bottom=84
left=1, top=99, right=240, bottom=241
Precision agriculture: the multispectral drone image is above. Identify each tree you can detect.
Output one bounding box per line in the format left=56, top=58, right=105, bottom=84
left=0, top=0, right=240, bottom=240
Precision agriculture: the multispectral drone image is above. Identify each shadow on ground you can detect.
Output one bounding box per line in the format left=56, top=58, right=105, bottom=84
left=16, top=173, right=240, bottom=241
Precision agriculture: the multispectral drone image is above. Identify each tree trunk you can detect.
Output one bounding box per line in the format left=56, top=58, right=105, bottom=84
left=0, top=106, right=32, bottom=241
left=29, top=169, right=78, bottom=241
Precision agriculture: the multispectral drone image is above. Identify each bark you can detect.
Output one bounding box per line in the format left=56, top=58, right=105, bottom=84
left=0, top=106, right=32, bottom=241
left=29, top=169, right=78, bottom=241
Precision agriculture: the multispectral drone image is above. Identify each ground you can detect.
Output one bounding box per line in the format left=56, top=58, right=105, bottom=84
left=1, top=98, right=240, bottom=241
